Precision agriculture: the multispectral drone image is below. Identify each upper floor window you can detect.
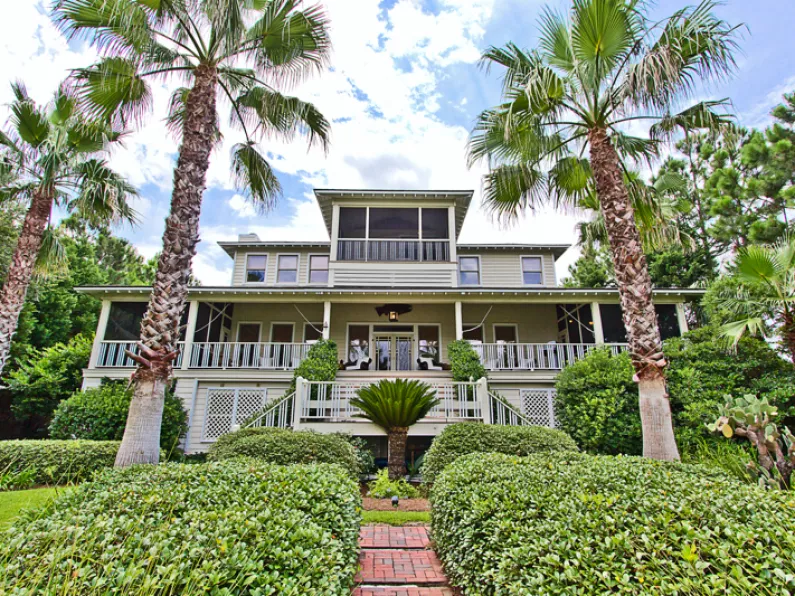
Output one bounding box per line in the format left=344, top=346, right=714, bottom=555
left=369, top=208, right=419, bottom=239
left=421, top=208, right=449, bottom=239
left=277, top=255, right=298, bottom=283
left=339, top=207, right=366, bottom=238
left=246, top=255, right=267, bottom=283
left=309, top=255, right=329, bottom=284
left=521, top=256, right=543, bottom=285
left=459, top=256, right=481, bottom=285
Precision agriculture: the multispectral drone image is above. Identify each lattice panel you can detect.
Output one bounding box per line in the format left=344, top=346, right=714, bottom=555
left=203, top=388, right=267, bottom=441
left=520, top=389, right=557, bottom=428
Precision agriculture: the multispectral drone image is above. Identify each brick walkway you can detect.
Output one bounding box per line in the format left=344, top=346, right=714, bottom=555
left=353, top=525, right=455, bottom=595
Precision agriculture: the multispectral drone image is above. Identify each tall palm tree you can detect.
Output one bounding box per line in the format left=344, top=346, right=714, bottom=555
left=712, top=236, right=795, bottom=361
left=0, top=83, right=136, bottom=378
left=352, top=379, right=439, bottom=480
left=54, top=0, right=331, bottom=466
left=468, top=0, right=740, bottom=460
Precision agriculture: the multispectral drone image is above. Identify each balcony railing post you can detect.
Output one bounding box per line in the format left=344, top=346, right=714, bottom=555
left=476, top=377, right=491, bottom=424
left=293, top=377, right=305, bottom=430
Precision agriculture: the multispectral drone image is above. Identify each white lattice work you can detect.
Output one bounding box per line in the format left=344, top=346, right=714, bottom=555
left=520, top=389, right=557, bottom=427
left=203, top=388, right=267, bottom=441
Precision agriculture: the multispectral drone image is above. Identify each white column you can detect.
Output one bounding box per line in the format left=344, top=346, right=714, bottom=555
left=676, top=302, right=689, bottom=335
left=447, top=205, right=457, bottom=264
left=590, top=302, right=604, bottom=344
left=454, top=301, right=463, bottom=340
left=181, top=300, right=199, bottom=370
left=330, top=204, right=340, bottom=261
left=476, top=377, right=491, bottom=424
left=293, top=377, right=305, bottom=430
left=322, top=301, right=331, bottom=340
left=88, top=300, right=112, bottom=369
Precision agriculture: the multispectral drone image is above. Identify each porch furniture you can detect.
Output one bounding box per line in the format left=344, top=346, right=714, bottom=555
left=344, top=357, right=372, bottom=370
left=417, top=357, right=443, bottom=371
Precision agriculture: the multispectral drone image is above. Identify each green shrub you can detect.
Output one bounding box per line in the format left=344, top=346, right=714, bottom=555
left=207, top=427, right=360, bottom=478
left=292, top=338, right=339, bottom=394
left=0, top=467, right=37, bottom=491
left=555, top=348, right=641, bottom=455
left=334, top=433, right=376, bottom=475
left=49, top=381, right=188, bottom=453
left=432, top=452, right=795, bottom=595
left=0, top=460, right=361, bottom=594
left=448, top=339, right=486, bottom=382
left=421, top=422, right=578, bottom=484
left=0, top=440, right=121, bottom=485
left=368, top=469, right=419, bottom=498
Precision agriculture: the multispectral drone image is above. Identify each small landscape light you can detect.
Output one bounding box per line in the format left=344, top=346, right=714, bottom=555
left=391, top=496, right=399, bottom=508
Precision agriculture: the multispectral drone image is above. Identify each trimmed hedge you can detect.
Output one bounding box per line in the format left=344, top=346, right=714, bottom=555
left=207, top=427, right=361, bottom=478
left=0, top=440, right=120, bottom=485
left=421, top=422, right=578, bottom=483
left=432, top=452, right=795, bottom=594
left=0, top=460, right=361, bottom=594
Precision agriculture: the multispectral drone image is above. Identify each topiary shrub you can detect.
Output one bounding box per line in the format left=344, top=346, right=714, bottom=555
left=447, top=339, right=487, bottom=382
left=0, top=460, right=361, bottom=593
left=432, top=452, right=795, bottom=595
left=421, top=422, right=578, bottom=484
left=368, top=469, right=419, bottom=499
left=0, top=440, right=121, bottom=485
left=206, top=427, right=360, bottom=478
left=292, top=338, right=339, bottom=393
left=49, top=381, right=188, bottom=454
left=554, top=348, right=641, bottom=455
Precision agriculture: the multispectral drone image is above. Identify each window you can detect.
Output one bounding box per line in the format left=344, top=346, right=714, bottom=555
left=421, top=208, right=449, bottom=239
left=276, top=255, right=298, bottom=283
left=245, top=255, right=267, bottom=283
left=339, top=207, right=366, bottom=238
left=347, top=324, right=370, bottom=361
left=418, top=325, right=440, bottom=360
left=104, top=302, right=148, bottom=341
left=521, top=256, right=543, bottom=285
left=237, top=323, right=261, bottom=343
left=459, top=256, right=480, bottom=285
left=303, top=324, right=323, bottom=342
left=270, top=323, right=294, bottom=343
left=463, top=325, right=484, bottom=343
left=494, top=325, right=518, bottom=343
left=308, top=255, right=329, bottom=284
left=369, top=208, right=419, bottom=239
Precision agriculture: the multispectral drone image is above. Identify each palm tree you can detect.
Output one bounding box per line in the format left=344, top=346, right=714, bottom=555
left=0, top=83, right=136, bottom=378
left=468, top=0, right=740, bottom=460
left=712, top=236, right=795, bottom=361
left=351, top=379, right=439, bottom=480
left=54, top=0, right=331, bottom=466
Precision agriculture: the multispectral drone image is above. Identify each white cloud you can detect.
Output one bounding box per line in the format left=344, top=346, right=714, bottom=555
left=741, top=74, right=795, bottom=129
left=227, top=194, right=257, bottom=218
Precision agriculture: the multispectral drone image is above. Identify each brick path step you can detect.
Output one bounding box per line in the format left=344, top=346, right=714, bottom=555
left=352, top=587, right=455, bottom=595
left=356, top=550, right=447, bottom=585
left=360, top=526, right=430, bottom=549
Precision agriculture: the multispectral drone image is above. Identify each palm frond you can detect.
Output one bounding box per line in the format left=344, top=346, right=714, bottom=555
left=71, top=57, right=153, bottom=126
left=69, top=159, right=139, bottom=226
left=650, top=99, right=733, bottom=141
left=570, top=0, right=634, bottom=76
left=230, top=142, right=281, bottom=210
left=538, top=7, right=575, bottom=73
left=10, top=83, right=50, bottom=148
left=53, top=0, right=156, bottom=55
left=34, top=227, right=67, bottom=276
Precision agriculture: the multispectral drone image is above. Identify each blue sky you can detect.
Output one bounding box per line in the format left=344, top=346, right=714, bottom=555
left=1, top=0, right=794, bottom=283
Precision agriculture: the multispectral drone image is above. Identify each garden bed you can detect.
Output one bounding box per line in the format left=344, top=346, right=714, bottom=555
left=363, top=497, right=429, bottom=511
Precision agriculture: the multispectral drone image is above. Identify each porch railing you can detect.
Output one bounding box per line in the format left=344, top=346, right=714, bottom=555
left=337, top=239, right=450, bottom=262
left=475, top=342, right=628, bottom=371
left=188, top=342, right=311, bottom=370
left=96, top=341, right=184, bottom=368
left=245, top=391, right=295, bottom=429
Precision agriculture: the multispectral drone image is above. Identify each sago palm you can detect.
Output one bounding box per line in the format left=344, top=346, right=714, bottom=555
left=352, top=379, right=439, bottom=480
left=468, top=0, right=740, bottom=460
left=714, top=236, right=795, bottom=361
left=54, top=0, right=331, bottom=466
left=0, top=83, right=136, bottom=378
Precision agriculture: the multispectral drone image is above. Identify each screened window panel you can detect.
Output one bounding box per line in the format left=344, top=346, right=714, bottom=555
left=369, top=208, right=419, bottom=239
left=421, top=208, right=449, bottom=239
left=246, top=255, right=267, bottom=283
left=338, top=208, right=366, bottom=238
left=104, top=302, right=147, bottom=341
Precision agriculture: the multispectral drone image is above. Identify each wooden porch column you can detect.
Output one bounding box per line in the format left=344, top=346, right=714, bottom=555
left=181, top=300, right=199, bottom=370
left=322, top=301, right=331, bottom=340
left=448, top=206, right=457, bottom=265
left=590, top=302, right=604, bottom=344
left=676, top=302, right=689, bottom=335
left=330, top=204, right=340, bottom=261
left=454, top=301, right=463, bottom=340
left=88, top=299, right=111, bottom=369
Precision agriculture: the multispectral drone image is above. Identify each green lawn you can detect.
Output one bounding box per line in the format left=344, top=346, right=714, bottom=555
left=362, top=510, right=431, bottom=526
left=0, top=487, right=58, bottom=528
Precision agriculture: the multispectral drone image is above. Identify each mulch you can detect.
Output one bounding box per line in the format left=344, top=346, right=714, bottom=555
left=363, top=497, right=430, bottom=511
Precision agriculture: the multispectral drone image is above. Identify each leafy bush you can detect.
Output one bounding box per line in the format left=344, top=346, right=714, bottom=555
left=555, top=348, right=641, bottom=455
left=0, top=440, right=121, bottom=485
left=448, top=339, right=487, bottom=382
left=368, top=469, right=419, bottom=499
left=0, top=467, right=37, bottom=491
left=292, top=338, right=339, bottom=393
left=0, top=460, right=361, bottom=594
left=334, top=433, right=376, bottom=475
left=432, top=452, right=795, bottom=594
left=49, top=381, right=188, bottom=454
left=421, top=422, right=578, bottom=484
left=207, top=427, right=360, bottom=478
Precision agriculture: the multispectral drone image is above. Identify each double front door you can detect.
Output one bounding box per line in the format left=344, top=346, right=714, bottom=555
left=373, top=331, right=414, bottom=371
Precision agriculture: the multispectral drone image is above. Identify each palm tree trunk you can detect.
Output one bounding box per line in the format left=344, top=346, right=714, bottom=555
left=588, top=127, right=680, bottom=461
left=0, top=189, right=53, bottom=379
left=387, top=427, right=409, bottom=480
left=115, top=65, right=218, bottom=467
left=782, top=310, right=795, bottom=364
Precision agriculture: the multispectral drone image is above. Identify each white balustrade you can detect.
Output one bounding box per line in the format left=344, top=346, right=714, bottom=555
left=188, top=342, right=311, bottom=370
left=475, top=342, right=628, bottom=371
left=95, top=341, right=184, bottom=368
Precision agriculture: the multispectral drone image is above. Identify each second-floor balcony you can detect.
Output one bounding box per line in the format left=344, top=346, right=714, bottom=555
left=474, top=342, right=628, bottom=371
left=337, top=239, right=450, bottom=262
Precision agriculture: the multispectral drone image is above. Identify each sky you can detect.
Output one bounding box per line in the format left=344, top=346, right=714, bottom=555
left=1, top=0, right=794, bottom=285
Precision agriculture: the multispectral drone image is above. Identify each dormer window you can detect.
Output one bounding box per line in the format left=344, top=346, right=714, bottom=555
left=459, top=256, right=481, bottom=285
left=277, top=255, right=298, bottom=283
left=246, top=255, right=267, bottom=282
left=521, top=256, right=543, bottom=285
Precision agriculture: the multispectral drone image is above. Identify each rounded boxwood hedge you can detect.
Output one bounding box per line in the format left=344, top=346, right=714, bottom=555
left=0, top=460, right=361, bottom=594
left=0, top=440, right=121, bottom=485
left=207, top=427, right=361, bottom=478
left=421, top=422, right=578, bottom=483
left=431, top=452, right=795, bottom=594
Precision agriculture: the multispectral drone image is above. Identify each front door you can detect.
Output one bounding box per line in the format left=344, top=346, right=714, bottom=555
left=373, top=333, right=414, bottom=371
